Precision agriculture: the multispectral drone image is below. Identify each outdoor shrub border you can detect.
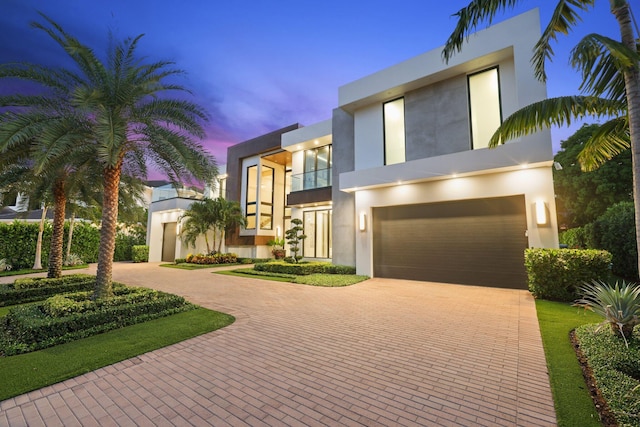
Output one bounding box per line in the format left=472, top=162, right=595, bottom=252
left=132, top=245, right=149, bottom=263
left=525, top=249, right=612, bottom=301
left=254, top=261, right=356, bottom=276
left=0, top=274, right=95, bottom=306
left=185, top=253, right=238, bottom=265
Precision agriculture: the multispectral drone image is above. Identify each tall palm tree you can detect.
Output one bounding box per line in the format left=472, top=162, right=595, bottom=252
left=179, top=198, right=218, bottom=254
left=1, top=14, right=217, bottom=298
left=213, top=197, right=246, bottom=253
left=442, top=0, right=640, bottom=276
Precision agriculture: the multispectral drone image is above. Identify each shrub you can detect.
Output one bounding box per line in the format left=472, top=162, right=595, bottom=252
left=574, top=280, right=640, bottom=343
left=0, top=274, right=95, bottom=306
left=525, top=249, right=612, bottom=301
left=63, top=253, right=84, bottom=266
left=186, top=253, right=238, bottom=265
left=590, top=201, right=638, bottom=280
left=254, top=261, right=356, bottom=276
left=0, top=284, right=194, bottom=355
left=559, top=227, right=588, bottom=248
left=175, top=258, right=187, bottom=264
left=131, top=245, right=149, bottom=263
left=0, top=258, right=12, bottom=271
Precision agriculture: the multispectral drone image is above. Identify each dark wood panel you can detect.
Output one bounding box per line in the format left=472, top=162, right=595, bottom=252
left=372, top=195, right=528, bottom=289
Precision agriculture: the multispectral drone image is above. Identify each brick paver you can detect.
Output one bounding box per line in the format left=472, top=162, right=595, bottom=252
left=0, top=263, right=556, bottom=426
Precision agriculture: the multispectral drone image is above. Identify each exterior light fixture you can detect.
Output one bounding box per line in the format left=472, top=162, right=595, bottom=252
left=535, top=201, right=547, bottom=225
left=276, top=226, right=281, bottom=237
left=359, top=212, right=367, bottom=231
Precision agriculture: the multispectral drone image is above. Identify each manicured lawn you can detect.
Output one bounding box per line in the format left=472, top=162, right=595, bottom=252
left=536, top=300, right=602, bottom=427
left=0, top=307, right=234, bottom=400
left=160, top=262, right=242, bottom=270
left=214, top=268, right=369, bottom=287
left=0, top=264, right=89, bottom=277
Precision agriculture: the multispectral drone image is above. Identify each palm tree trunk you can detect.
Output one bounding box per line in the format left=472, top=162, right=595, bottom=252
left=47, top=178, right=66, bottom=278
left=32, top=206, right=47, bottom=270
left=95, top=162, right=122, bottom=299
left=611, top=0, right=640, bottom=278
left=65, top=212, right=75, bottom=261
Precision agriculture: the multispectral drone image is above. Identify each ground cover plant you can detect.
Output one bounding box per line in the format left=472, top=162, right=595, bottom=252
left=215, top=266, right=368, bottom=287
left=0, top=307, right=234, bottom=400
left=185, top=252, right=238, bottom=265
left=574, top=324, right=640, bottom=426
left=160, top=262, right=242, bottom=270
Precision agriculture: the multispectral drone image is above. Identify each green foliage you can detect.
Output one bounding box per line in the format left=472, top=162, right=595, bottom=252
left=294, top=274, right=369, bottom=287
left=175, top=258, right=187, bottom=264
left=131, top=245, right=149, bottom=263
left=554, top=124, right=633, bottom=228
left=0, top=274, right=95, bottom=306
left=590, top=201, right=638, bottom=279
left=185, top=252, right=238, bottom=265
left=575, top=280, right=640, bottom=342
left=255, top=261, right=356, bottom=276
left=575, top=324, right=640, bottom=426
left=285, top=218, right=306, bottom=262
left=559, top=226, right=591, bottom=248
left=63, top=253, right=84, bottom=267
left=0, top=258, right=11, bottom=271
left=525, top=249, right=612, bottom=301
left=0, top=285, right=194, bottom=356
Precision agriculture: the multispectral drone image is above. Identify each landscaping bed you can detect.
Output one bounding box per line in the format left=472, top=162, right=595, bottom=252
left=0, top=274, right=95, bottom=306
left=215, top=266, right=369, bottom=287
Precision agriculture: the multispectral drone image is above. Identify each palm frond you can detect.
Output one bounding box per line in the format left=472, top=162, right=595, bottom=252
left=489, top=95, right=625, bottom=146
left=578, top=116, right=630, bottom=171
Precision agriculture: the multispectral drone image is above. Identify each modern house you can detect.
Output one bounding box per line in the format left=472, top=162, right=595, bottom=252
left=147, top=8, right=558, bottom=288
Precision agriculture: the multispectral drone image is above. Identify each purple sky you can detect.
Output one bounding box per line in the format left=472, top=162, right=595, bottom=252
left=0, top=1, right=622, bottom=176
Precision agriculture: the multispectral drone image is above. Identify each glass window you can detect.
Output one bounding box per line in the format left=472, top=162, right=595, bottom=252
left=303, top=145, right=332, bottom=190
left=260, top=165, right=274, bottom=230
left=245, top=166, right=257, bottom=229
left=468, top=67, right=502, bottom=149
left=302, top=209, right=332, bottom=258
left=383, top=98, right=406, bottom=165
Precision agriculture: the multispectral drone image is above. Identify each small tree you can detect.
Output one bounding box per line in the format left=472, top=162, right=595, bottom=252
left=285, top=218, right=306, bottom=263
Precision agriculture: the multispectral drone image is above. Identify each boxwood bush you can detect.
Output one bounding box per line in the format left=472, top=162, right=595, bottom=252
left=525, top=249, right=612, bottom=301
left=0, top=274, right=95, bottom=306
left=132, top=245, right=149, bottom=263
left=0, top=284, right=194, bottom=356
left=254, top=261, right=356, bottom=275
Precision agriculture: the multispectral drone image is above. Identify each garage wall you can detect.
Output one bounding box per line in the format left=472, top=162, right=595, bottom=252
left=354, top=165, right=557, bottom=279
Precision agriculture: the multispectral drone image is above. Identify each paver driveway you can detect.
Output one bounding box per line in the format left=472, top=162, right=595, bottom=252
left=0, top=263, right=556, bottom=426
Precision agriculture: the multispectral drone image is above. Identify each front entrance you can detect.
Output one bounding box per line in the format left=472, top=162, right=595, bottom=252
left=162, top=222, right=177, bottom=262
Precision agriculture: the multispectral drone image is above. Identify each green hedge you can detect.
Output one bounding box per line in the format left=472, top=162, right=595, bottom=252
left=0, top=274, right=95, bottom=307
left=0, top=221, right=145, bottom=269
left=254, top=261, right=356, bottom=275
left=0, top=284, right=194, bottom=356
left=132, top=245, right=149, bottom=263
left=186, top=253, right=238, bottom=264
left=524, top=249, right=612, bottom=301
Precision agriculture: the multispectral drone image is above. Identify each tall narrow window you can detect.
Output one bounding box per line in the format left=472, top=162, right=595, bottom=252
left=260, top=165, right=274, bottom=230
left=245, top=166, right=257, bottom=229
left=468, top=67, right=502, bottom=149
left=302, top=209, right=332, bottom=258
left=383, top=98, right=405, bottom=165
left=303, top=145, right=332, bottom=190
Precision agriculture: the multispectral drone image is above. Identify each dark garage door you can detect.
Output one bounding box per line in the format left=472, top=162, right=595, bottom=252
left=372, top=195, right=528, bottom=289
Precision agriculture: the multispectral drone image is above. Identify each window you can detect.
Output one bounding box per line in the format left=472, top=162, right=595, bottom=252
left=383, top=98, right=405, bottom=165
left=468, top=67, right=502, bottom=149
left=303, top=145, right=332, bottom=190
left=303, top=209, right=332, bottom=258
left=259, top=165, right=274, bottom=230
left=245, top=165, right=257, bottom=229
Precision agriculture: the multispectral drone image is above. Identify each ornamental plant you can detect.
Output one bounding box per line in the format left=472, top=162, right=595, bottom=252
left=284, top=219, right=306, bottom=263
left=574, top=280, right=640, bottom=346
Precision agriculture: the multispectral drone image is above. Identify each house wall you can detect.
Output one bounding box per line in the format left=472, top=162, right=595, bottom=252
left=353, top=165, right=558, bottom=276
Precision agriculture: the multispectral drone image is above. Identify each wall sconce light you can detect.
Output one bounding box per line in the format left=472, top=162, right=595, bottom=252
left=359, top=212, right=367, bottom=231
left=276, top=226, right=281, bottom=237
left=535, top=201, right=547, bottom=225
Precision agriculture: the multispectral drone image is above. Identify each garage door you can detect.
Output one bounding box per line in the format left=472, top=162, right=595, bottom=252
left=372, top=195, right=528, bottom=289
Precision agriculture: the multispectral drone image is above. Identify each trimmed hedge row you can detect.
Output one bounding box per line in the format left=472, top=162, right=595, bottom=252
left=0, top=221, right=146, bottom=269
left=254, top=261, right=356, bottom=276
left=0, top=274, right=96, bottom=307
left=186, top=253, right=238, bottom=265
left=0, top=285, right=194, bottom=356
left=525, top=248, right=612, bottom=301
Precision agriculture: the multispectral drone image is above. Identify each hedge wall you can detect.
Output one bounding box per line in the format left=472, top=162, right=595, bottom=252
left=0, top=221, right=145, bottom=269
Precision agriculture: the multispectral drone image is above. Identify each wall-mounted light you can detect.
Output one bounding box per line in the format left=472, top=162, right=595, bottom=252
left=276, top=226, right=281, bottom=237
left=535, top=201, right=547, bottom=225
left=359, top=212, right=367, bottom=231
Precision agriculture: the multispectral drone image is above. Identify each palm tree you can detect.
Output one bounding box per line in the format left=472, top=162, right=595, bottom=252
left=179, top=198, right=218, bottom=254
left=442, top=1, right=640, bottom=276
left=1, top=14, right=217, bottom=298
left=212, top=197, right=246, bottom=253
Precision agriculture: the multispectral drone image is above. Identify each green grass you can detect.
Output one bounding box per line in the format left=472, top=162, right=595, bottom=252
left=0, top=264, right=89, bottom=277
left=0, top=307, right=234, bottom=400
left=160, top=263, right=242, bottom=270
left=536, top=300, right=602, bottom=426
left=214, top=268, right=369, bottom=287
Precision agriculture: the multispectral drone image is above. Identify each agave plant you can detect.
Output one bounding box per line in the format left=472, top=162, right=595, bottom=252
left=0, top=258, right=12, bottom=271
left=63, top=253, right=84, bottom=267
left=574, top=280, right=640, bottom=345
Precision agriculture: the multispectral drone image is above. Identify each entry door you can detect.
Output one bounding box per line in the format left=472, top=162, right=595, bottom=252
left=372, top=195, right=528, bottom=288
left=162, top=222, right=177, bottom=262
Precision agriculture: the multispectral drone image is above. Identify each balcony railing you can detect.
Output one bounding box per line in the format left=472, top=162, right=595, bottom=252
left=291, top=168, right=332, bottom=192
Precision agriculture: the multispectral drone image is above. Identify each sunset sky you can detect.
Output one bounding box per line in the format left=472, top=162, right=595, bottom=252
left=0, top=0, right=622, bottom=173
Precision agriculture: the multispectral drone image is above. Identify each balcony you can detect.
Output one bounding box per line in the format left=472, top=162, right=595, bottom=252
left=291, top=168, right=332, bottom=192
